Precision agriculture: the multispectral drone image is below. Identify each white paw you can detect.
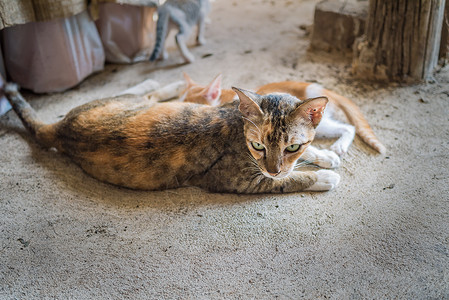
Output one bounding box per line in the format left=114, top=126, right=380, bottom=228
left=162, top=50, right=169, bottom=60
left=184, top=55, right=195, bottom=63
left=197, top=38, right=206, bottom=46
left=313, top=149, right=341, bottom=169
left=330, top=142, right=349, bottom=156
left=305, top=170, right=340, bottom=191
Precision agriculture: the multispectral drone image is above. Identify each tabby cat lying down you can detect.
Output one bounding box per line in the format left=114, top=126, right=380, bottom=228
left=4, top=82, right=341, bottom=193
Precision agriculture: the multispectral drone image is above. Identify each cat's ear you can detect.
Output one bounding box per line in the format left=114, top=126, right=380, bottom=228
left=203, top=74, right=222, bottom=105
left=232, top=87, right=263, bottom=119
left=183, top=72, right=196, bottom=88
left=292, top=97, right=328, bottom=128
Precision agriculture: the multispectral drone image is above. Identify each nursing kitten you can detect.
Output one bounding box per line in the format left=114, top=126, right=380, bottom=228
left=4, top=83, right=339, bottom=193
left=179, top=74, right=386, bottom=156
left=149, top=0, right=210, bottom=63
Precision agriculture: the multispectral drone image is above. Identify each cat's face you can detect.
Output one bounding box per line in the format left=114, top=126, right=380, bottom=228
left=233, top=88, right=328, bottom=179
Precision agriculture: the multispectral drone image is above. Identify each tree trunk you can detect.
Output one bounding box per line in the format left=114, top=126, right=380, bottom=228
left=439, top=0, right=448, bottom=63
left=353, top=0, right=446, bottom=82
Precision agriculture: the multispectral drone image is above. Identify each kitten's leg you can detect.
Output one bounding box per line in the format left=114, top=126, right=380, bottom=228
left=315, top=117, right=356, bottom=156
left=161, top=23, right=174, bottom=60
left=145, top=80, right=187, bottom=101
left=118, top=78, right=160, bottom=96
left=300, top=145, right=341, bottom=169
left=175, top=23, right=195, bottom=63
left=196, top=14, right=206, bottom=45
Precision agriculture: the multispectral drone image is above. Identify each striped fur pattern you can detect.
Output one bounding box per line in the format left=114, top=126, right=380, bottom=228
left=4, top=83, right=339, bottom=193
left=149, top=0, right=210, bottom=63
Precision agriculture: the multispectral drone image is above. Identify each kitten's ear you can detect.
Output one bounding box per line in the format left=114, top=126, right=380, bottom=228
left=203, top=74, right=222, bottom=105
left=292, top=96, right=328, bottom=128
left=232, top=87, right=263, bottom=119
left=183, top=72, right=196, bottom=88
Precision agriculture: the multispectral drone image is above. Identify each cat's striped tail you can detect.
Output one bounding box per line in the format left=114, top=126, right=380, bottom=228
left=3, top=83, right=56, bottom=147
left=149, top=7, right=170, bottom=61
left=323, top=88, right=387, bottom=154
left=3, top=83, right=45, bottom=136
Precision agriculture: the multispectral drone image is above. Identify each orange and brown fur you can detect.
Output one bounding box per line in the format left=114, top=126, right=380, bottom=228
left=3, top=83, right=340, bottom=193
left=180, top=74, right=386, bottom=155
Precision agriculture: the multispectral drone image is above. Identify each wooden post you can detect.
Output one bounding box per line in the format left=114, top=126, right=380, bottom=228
left=353, top=0, right=446, bottom=82
left=439, top=0, right=448, bottom=63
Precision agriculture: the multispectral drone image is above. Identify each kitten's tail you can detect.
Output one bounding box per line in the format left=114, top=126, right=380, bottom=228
left=3, top=83, right=56, bottom=147
left=149, top=7, right=169, bottom=62
left=322, top=88, right=387, bottom=154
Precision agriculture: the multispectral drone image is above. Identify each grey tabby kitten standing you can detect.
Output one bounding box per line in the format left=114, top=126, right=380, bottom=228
left=149, top=0, right=210, bottom=63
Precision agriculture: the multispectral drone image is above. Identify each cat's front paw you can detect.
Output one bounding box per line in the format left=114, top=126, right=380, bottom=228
left=330, top=142, right=349, bottom=156
left=313, top=149, right=341, bottom=169
left=305, top=170, right=340, bottom=191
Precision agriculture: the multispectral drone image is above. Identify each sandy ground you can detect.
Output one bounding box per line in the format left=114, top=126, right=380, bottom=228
left=1, top=0, right=449, bottom=298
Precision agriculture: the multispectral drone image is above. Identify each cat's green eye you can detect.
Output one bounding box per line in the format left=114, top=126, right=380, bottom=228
left=251, top=141, right=265, bottom=151
left=285, top=144, right=301, bottom=153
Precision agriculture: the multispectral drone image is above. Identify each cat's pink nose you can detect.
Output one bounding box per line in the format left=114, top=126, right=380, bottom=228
left=268, top=171, right=281, bottom=177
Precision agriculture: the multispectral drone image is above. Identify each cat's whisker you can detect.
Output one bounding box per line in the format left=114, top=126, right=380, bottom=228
left=294, top=161, right=318, bottom=167
left=250, top=166, right=263, bottom=175
left=294, top=160, right=321, bottom=170
left=246, top=153, right=259, bottom=166
left=253, top=173, right=264, bottom=185
left=243, top=153, right=264, bottom=177
left=295, top=160, right=313, bottom=166
left=250, top=159, right=259, bottom=168
left=242, top=166, right=261, bottom=173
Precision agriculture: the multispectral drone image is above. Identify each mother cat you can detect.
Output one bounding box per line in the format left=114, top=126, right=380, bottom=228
left=3, top=83, right=339, bottom=193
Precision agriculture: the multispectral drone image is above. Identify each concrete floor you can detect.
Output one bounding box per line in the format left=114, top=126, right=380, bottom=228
left=1, top=0, right=448, bottom=298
